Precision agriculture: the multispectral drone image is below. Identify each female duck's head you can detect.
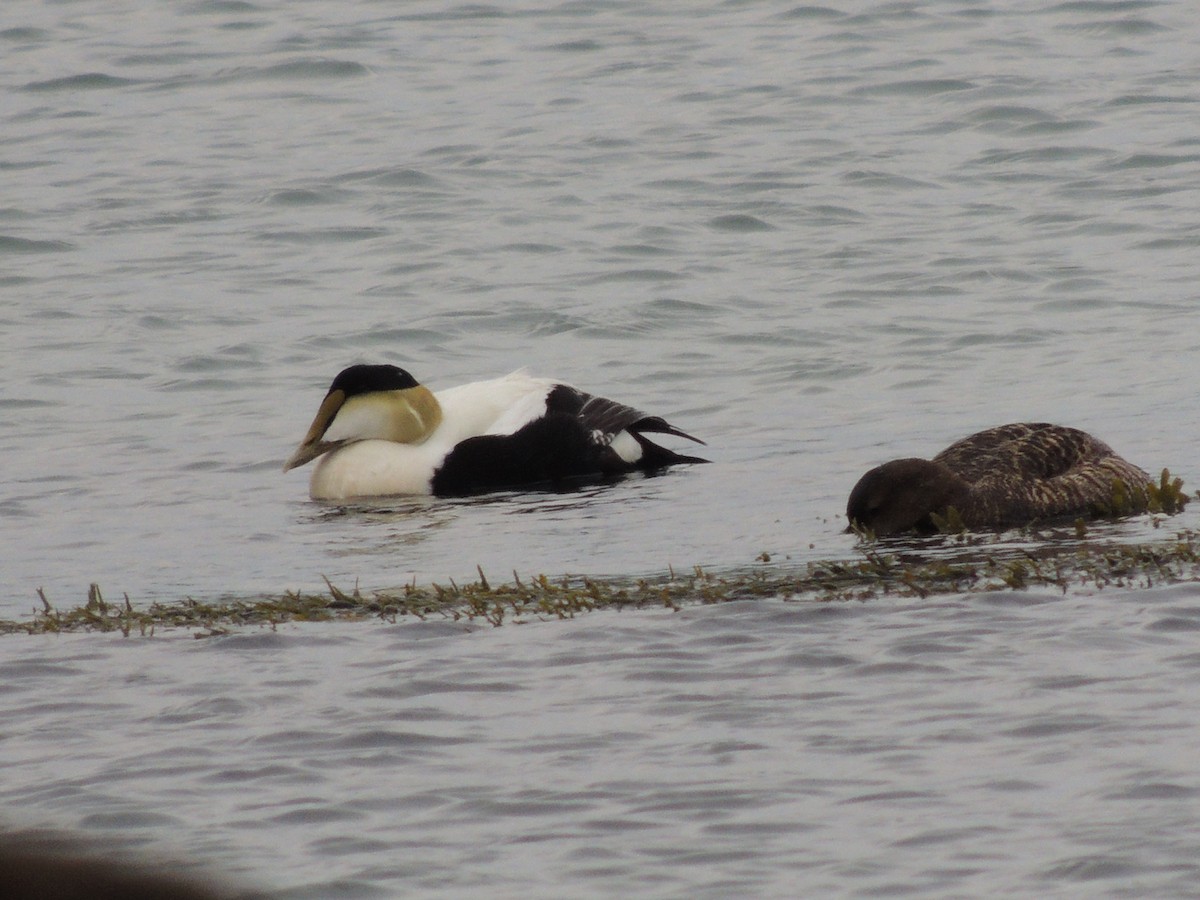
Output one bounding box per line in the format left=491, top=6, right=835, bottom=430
left=846, top=458, right=970, bottom=536
left=283, top=364, right=443, bottom=471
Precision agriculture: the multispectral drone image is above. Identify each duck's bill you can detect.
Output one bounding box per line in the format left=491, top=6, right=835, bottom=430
left=282, top=438, right=344, bottom=472
left=282, top=389, right=345, bottom=471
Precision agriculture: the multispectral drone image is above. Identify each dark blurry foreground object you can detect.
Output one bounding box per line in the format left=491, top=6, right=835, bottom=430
left=0, top=832, right=262, bottom=900
left=846, top=423, right=1183, bottom=536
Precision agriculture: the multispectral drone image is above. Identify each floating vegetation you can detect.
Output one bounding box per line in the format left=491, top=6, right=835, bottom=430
left=1147, top=468, right=1190, bottom=514
left=5, top=527, right=1200, bottom=637
left=928, top=505, right=967, bottom=535
left=1091, top=469, right=1189, bottom=518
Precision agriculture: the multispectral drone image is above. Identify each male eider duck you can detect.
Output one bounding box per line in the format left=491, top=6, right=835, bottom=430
left=284, top=364, right=707, bottom=499
left=846, top=423, right=1152, bottom=536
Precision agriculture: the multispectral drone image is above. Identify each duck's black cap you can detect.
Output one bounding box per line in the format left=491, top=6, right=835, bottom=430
left=328, top=364, right=420, bottom=397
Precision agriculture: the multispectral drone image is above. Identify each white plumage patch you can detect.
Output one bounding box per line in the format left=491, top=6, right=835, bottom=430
left=609, top=431, right=642, bottom=464
left=483, top=386, right=558, bottom=437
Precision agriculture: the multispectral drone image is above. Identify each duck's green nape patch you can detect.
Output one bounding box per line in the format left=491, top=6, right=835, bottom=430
left=7, top=527, right=1200, bottom=636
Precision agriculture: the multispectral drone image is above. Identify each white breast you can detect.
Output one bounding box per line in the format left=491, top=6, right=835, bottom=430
left=309, top=440, right=444, bottom=498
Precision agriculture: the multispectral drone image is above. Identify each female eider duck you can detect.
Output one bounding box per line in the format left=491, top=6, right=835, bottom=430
left=846, top=423, right=1152, bottom=536
left=283, top=364, right=706, bottom=500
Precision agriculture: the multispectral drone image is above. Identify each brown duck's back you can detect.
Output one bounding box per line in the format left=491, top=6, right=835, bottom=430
left=932, top=424, right=1150, bottom=527
left=933, top=423, right=1129, bottom=483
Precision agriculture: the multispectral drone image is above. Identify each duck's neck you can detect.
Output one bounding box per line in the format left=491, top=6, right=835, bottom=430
left=899, top=459, right=973, bottom=533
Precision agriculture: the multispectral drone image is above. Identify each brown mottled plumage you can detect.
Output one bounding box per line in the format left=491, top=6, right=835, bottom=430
left=846, top=423, right=1151, bottom=536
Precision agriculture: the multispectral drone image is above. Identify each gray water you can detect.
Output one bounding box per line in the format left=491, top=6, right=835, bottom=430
left=4, top=0, right=1200, bottom=896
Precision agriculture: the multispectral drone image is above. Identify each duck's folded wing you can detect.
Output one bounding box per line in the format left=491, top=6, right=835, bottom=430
left=935, top=423, right=1102, bottom=482
left=547, top=385, right=706, bottom=445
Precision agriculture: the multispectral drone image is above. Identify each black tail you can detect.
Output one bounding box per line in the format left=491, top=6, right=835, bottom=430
left=627, top=431, right=709, bottom=470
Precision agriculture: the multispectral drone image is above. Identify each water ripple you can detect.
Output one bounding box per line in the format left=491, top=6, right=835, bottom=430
left=5, top=1, right=1200, bottom=895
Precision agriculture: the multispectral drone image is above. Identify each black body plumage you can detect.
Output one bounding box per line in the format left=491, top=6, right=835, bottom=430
left=432, top=386, right=706, bottom=497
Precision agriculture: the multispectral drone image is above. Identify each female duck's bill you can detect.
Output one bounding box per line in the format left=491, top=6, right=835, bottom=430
left=846, top=422, right=1160, bottom=536
left=285, top=364, right=707, bottom=500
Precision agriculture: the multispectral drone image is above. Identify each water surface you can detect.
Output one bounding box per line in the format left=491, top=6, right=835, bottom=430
left=3, top=1, right=1200, bottom=895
